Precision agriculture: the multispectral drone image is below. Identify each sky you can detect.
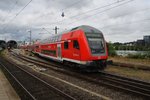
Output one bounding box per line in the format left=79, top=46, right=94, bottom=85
left=0, top=0, right=150, bottom=43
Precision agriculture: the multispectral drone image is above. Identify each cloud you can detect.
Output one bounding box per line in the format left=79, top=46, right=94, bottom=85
left=0, top=0, right=150, bottom=43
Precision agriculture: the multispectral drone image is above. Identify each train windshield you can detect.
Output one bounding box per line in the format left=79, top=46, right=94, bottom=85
left=88, top=38, right=105, bottom=54
left=85, top=32, right=105, bottom=55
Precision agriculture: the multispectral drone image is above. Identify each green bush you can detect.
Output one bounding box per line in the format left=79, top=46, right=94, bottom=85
left=145, top=51, right=150, bottom=58
left=107, top=42, right=117, bottom=56
left=127, top=52, right=150, bottom=59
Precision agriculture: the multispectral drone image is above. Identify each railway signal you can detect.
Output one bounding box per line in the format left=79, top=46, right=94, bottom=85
left=53, top=26, right=59, bottom=34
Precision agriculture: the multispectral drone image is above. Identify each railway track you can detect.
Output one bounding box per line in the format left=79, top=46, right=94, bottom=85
left=12, top=52, right=150, bottom=99
left=92, top=71, right=150, bottom=97
left=0, top=57, right=75, bottom=100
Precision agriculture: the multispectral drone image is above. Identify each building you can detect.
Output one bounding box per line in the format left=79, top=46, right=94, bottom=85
left=136, top=39, right=145, bottom=46
left=144, top=35, right=150, bottom=45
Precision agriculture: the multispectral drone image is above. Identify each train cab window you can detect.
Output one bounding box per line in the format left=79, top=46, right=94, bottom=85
left=64, top=41, right=68, bottom=49
left=73, top=40, right=79, bottom=49
left=36, top=46, right=39, bottom=49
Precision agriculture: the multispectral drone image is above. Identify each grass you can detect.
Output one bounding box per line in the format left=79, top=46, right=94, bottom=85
left=127, top=52, right=150, bottom=59
left=106, top=65, right=150, bottom=82
left=0, top=50, right=4, bottom=56
left=108, top=56, right=150, bottom=67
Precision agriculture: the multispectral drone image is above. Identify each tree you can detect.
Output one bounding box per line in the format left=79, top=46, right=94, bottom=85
left=107, top=42, right=117, bottom=56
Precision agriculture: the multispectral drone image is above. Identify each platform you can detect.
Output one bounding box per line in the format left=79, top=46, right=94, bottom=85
left=0, top=68, right=20, bottom=100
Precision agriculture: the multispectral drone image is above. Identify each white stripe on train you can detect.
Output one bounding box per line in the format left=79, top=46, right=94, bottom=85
left=38, top=53, right=88, bottom=65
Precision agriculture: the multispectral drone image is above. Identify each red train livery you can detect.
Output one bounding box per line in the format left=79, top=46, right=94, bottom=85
left=31, top=25, right=108, bottom=70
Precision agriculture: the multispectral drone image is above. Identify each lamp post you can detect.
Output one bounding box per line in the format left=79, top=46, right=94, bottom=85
left=28, top=30, right=31, bottom=45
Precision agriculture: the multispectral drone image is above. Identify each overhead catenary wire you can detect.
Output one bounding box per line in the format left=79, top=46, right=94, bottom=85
left=73, top=6, right=150, bottom=28
left=26, top=0, right=75, bottom=30
left=38, top=0, right=149, bottom=37
left=3, top=0, right=18, bottom=22
left=62, top=0, right=84, bottom=11
left=67, top=0, right=134, bottom=25
left=31, top=0, right=128, bottom=30
left=69, top=0, right=127, bottom=19
left=46, top=0, right=132, bottom=26
left=2, top=0, right=33, bottom=31
left=40, top=0, right=134, bottom=34
left=14, top=0, right=33, bottom=19
left=61, top=0, right=92, bottom=18
left=36, top=0, right=89, bottom=21
left=100, top=17, right=150, bottom=29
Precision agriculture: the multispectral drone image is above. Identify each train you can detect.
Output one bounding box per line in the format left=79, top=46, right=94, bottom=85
left=0, top=40, right=6, bottom=50
left=0, top=40, right=18, bottom=51
left=7, top=40, right=18, bottom=49
left=26, top=25, right=108, bottom=70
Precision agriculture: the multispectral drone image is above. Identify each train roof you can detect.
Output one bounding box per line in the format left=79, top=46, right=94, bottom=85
left=60, top=25, right=102, bottom=35
left=39, top=25, right=103, bottom=44
left=70, top=25, right=102, bottom=33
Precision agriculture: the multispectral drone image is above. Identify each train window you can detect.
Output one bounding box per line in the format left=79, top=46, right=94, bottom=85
left=73, top=40, right=79, bottom=49
left=36, top=46, right=39, bottom=48
left=64, top=41, right=68, bottom=49
left=88, top=38, right=104, bottom=54
left=41, top=50, right=56, bottom=56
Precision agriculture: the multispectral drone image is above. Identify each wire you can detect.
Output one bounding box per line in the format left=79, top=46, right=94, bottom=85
left=79, top=7, right=150, bottom=27
left=100, top=17, right=150, bottom=29
left=62, top=0, right=83, bottom=11
left=2, top=0, right=33, bottom=31
left=3, top=0, right=18, bottom=22
left=67, top=0, right=134, bottom=25
left=16, top=0, right=32, bottom=16
left=36, top=0, right=89, bottom=21
left=46, top=0, right=129, bottom=26
left=69, top=0, right=126, bottom=19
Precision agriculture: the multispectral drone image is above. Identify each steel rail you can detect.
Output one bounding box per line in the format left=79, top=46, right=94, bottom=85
left=12, top=53, right=150, bottom=98
left=0, top=57, right=76, bottom=100
left=0, top=62, right=36, bottom=100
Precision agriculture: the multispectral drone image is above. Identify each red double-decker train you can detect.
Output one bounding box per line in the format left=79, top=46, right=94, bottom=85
left=28, top=25, right=108, bottom=70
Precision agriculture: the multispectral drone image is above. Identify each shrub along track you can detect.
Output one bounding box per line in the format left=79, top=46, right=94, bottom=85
left=11, top=52, right=150, bottom=99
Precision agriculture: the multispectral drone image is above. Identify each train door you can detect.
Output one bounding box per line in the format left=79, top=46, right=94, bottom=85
left=57, top=44, right=62, bottom=60
left=73, top=40, right=81, bottom=60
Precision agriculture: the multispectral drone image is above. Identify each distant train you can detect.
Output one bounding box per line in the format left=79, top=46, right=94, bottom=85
left=7, top=40, right=17, bottom=50
left=25, top=25, right=108, bottom=70
left=0, top=40, right=6, bottom=50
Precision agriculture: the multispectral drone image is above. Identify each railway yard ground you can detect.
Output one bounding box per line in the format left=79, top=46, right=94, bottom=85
left=108, top=56, right=150, bottom=70
left=21, top=49, right=150, bottom=82
left=106, top=56, right=150, bottom=82
left=105, top=65, right=150, bottom=82
left=0, top=49, right=150, bottom=100
left=109, top=56, right=150, bottom=66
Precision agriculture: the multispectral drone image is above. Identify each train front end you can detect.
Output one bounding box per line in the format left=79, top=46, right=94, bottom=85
left=81, top=26, right=108, bottom=70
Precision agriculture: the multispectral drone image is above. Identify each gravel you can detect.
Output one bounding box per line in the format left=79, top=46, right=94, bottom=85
left=5, top=52, right=145, bottom=100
